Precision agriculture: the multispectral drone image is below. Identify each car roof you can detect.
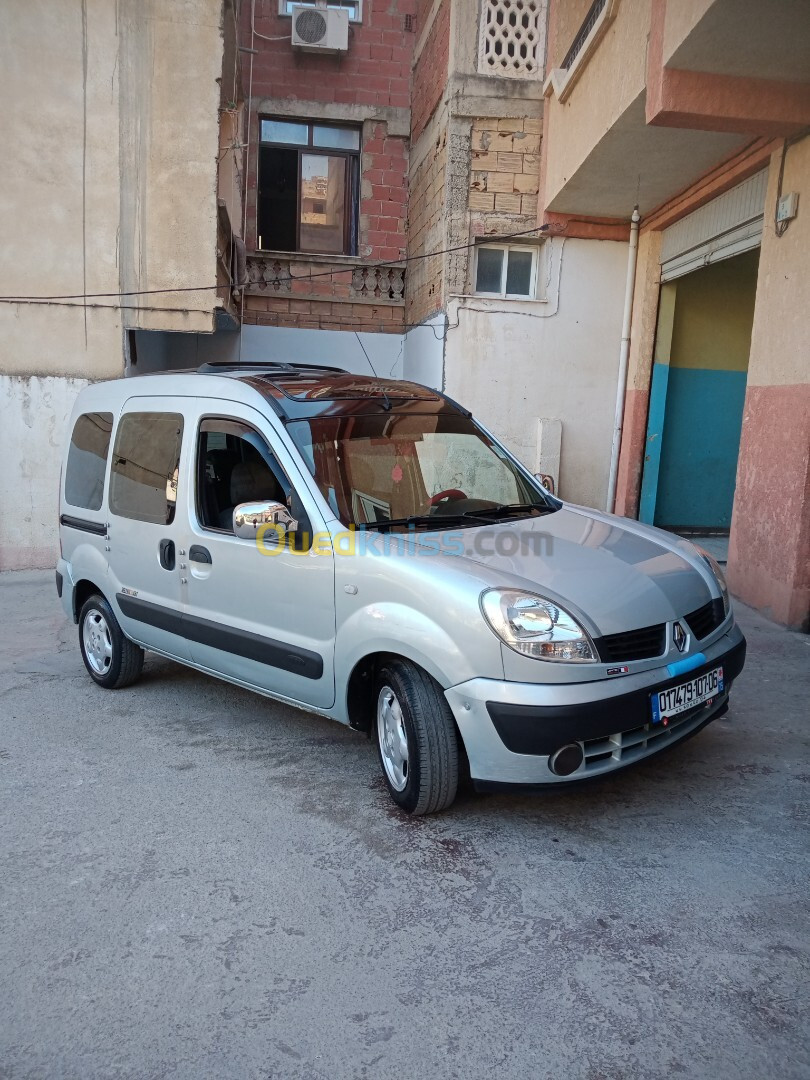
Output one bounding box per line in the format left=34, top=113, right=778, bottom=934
left=81, top=363, right=468, bottom=423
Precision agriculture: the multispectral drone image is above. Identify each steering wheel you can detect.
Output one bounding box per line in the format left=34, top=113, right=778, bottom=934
left=429, top=488, right=467, bottom=506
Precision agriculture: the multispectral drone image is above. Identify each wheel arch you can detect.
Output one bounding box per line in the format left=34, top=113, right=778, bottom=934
left=72, top=578, right=108, bottom=623
left=345, top=651, right=401, bottom=732
left=344, top=648, right=459, bottom=737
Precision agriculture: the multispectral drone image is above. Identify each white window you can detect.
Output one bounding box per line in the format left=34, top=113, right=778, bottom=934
left=474, top=244, right=538, bottom=299
left=279, top=0, right=362, bottom=21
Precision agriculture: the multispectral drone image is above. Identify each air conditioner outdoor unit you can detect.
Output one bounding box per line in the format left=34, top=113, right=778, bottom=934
left=291, top=5, right=349, bottom=53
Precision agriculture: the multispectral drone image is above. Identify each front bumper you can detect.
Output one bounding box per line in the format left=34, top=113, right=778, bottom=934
left=445, top=624, right=745, bottom=785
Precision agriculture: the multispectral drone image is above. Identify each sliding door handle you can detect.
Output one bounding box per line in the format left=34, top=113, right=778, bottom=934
left=158, top=539, right=175, bottom=571
left=189, top=545, right=212, bottom=565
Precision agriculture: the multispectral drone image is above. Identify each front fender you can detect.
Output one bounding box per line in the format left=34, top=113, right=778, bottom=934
left=334, top=601, right=504, bottom=723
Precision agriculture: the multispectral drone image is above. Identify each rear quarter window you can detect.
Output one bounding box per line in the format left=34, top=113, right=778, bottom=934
left=64, top=412, right=114, bottom=511
left=109, top=412, right=184, bottom=525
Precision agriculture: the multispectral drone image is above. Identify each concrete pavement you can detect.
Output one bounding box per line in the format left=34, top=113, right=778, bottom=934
left=1, top=569, right=808, bottom=1079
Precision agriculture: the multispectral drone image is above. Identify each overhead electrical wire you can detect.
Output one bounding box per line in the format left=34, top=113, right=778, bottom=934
left=0, top=224, right=554, bottom=305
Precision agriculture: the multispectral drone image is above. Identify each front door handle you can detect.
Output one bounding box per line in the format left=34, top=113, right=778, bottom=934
left=189, top=545, right=212, bottom=565
left=159, top=538, right=175, bottom=571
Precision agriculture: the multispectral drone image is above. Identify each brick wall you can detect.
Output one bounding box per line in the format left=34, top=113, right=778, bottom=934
left=241, top=0, right=415, bottom=334
left=406, top=113, right=449, bottom=326
left=405, top=0, right=452, bottom=327
left=243, top=251, right=405, bottom=333
left=243, top=297, right=405, bottom=334
left=469, top=117, right=541, bottom=218
left=360, top=122, right=408, bottom=262
left=248, top=0, right=414, bottom=110
left=411, top=0, right=451, bottom=141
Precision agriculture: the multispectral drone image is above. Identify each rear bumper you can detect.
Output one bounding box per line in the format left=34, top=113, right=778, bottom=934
left=445, top=623, right=745, bottom=785
left=55, top=558, right=75, bottom=621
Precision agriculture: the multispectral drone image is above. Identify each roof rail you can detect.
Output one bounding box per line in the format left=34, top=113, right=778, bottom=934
left=196, top=361, right=349, bottom=376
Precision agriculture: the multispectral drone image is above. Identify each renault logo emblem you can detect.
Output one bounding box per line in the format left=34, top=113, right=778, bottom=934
left=673, top=622, right=687, bottom=653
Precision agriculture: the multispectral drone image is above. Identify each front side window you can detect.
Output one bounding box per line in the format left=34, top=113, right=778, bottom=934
left=196, top=419, right=288, bottom=532
left=475, top=244, right=538, bottom=299
left=196, top=419, right=312, bottom=549
left=109, top=413, right=183, bottom=525
left=258, top=119, right=360, bottom=255
left=287, top=408, right=552, bottom=530
left=64, top=412, right=113, bottom=511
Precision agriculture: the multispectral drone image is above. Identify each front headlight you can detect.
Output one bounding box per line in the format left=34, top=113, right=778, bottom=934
left=480, top=589, right=597, bottom=663
left=695, top=547, right=730, bottom=616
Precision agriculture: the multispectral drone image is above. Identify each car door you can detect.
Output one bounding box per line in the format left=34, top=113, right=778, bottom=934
left=106, top=397, right=191, bottom=661
left=181, top=399, right=336, bottom=710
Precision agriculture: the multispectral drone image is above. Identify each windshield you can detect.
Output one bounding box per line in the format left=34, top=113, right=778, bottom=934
left=286, top=408, right=555, bottom=529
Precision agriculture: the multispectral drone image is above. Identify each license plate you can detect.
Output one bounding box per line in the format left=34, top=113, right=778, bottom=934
left=651, top=666, right=724, bottom=725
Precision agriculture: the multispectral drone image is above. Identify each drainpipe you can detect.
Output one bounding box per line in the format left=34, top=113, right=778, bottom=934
left=605, top=206, right=641, bottom=514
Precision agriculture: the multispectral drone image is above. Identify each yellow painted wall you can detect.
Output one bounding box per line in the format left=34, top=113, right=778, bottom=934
left=668, top=249, right=760, bottom=372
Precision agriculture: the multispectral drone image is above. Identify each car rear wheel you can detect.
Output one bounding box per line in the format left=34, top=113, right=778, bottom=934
left=375, top=660, right=459, bottom=815
left=79, top=594, right=144, bottom=689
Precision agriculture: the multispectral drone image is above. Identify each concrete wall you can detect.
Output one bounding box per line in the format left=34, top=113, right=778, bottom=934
left=0, top=0, right=226, bottom=569
left=0, top=376, right=89, bottom=571
left=442, top=237, right=629, bottom=509
left=727, top=138, right=810, bottom=628
left=403, top=315, right=446, bottom=388
left=240, top=325, right=404, bottom=379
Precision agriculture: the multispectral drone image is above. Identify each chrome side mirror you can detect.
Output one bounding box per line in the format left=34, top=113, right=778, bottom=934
left=233, top=500, right=298, bottom=541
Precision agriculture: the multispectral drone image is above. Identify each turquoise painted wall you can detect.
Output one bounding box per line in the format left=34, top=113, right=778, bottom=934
left=653, top=367, right=748, bottom=528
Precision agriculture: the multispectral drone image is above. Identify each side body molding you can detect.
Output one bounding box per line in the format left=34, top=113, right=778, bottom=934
left=116, top=593, right=323, bottom=680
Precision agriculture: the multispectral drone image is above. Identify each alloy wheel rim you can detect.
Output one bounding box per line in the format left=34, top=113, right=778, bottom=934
left=83, top=610, right=113, bottom=676
left=377, top=685, right=408, bottom=792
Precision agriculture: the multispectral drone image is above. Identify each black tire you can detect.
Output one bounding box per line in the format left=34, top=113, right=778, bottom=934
left=374, top=660, right=459, bottom=815
left=78, top=594, right=144, bottom=689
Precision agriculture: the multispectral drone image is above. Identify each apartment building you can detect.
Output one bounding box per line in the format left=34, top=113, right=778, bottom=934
left=235, top=0, right=416, bottom=375
left=0, top=0, right=243, bottom=570
left=540, top=0, right=810, bottom=627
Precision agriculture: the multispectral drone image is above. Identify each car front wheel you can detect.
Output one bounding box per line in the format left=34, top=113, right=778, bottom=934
left=375, top=660, right=459, bottom=815
left=79, top=594, right=144, bottom=689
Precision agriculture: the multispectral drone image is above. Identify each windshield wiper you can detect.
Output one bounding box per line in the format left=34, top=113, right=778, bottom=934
left=462, top=503, right=555, bottom=520
left=363, top=513, right=484, bottom=532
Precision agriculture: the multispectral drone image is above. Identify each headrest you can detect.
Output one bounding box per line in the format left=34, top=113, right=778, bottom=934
left=230, top=461, right=282, bottom=506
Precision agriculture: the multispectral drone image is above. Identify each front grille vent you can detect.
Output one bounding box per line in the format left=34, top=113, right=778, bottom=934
left=684, top=598, right=725, bottom=640
left=582, top=703, right=716, bottom=773
left=597, top=624, right=666, bottom=663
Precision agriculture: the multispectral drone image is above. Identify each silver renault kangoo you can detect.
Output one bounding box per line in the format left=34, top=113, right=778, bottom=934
left=57, top=363, right=745, bottom=814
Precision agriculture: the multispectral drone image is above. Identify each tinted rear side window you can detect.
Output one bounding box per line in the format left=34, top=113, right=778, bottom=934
left=109, top=412, right=184, bottom=525
left=64, top=412, right=113, bottom=511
